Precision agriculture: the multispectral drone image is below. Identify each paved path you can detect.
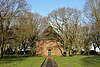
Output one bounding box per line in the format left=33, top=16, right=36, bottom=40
left=41, top=56, right=58, bottom=67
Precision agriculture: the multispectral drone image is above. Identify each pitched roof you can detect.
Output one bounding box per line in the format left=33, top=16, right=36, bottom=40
left=39, top=26, right=60, bottom=40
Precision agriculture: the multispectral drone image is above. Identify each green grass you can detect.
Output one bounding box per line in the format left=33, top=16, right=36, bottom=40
left=54, top=55, right=100, bottom=67
left=0, top=55, right=45, bottom=67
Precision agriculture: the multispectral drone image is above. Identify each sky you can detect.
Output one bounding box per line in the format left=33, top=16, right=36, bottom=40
left=27, top=0, right=100, bottom=52
left=28, top=0, right=86, bottom=16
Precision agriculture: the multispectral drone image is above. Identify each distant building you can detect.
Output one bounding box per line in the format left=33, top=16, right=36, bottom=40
left=36, top=26, right=63, bottom=56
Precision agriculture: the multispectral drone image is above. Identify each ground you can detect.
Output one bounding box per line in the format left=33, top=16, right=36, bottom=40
left=41, top=56, right=58, bottom=67
left=54, top=55, right=100, bottom=67
left=0, top=55, right=100, bottom=67
left=0, top=55, right=45, bottom=67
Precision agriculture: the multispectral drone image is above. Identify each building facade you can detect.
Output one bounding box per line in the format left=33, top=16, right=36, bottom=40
left=35, top=26, right=63, bottom=56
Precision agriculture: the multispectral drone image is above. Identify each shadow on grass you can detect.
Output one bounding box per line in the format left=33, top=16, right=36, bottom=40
left=80, top=55, right=100, bottom=67
left=0, top=55, right=32, bottom=64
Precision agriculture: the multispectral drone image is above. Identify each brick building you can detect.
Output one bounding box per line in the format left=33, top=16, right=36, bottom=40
left=36, top=26, right=63, bottom=56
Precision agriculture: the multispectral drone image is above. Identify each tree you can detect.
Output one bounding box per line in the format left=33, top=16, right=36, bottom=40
left=0, top=0, right=28, bottom=58
left=84, top=0, right=100, bottom=50
left=48, top=7, right=82, bottom=56
left=81, top=26, right=91, bottom=55
left=13, top=12, right=46, bottom=55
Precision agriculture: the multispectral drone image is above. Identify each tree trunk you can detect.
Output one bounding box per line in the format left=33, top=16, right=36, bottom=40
left=1, top=45, right=4, bottom=58
left=87, top=50, right=90, bottom=56
left=93, top=43, right=97, bottom=51
left=1, top=22, right=4, bottom=58
left=70, top=49, right=72, bottom=56
left=23, top=43, right=26, bottom=55
left=56, top=41, right=65, bottom=56
left=94, top=46, right=96, bottom=51
left=69, top=49, right=71, bottom=56
left=66, top=49, right=69, bottom=56
left=15, top=47, right=18, bottom=55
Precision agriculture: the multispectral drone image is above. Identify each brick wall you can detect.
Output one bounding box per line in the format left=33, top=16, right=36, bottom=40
left=36, top=40, right=63, bottom=56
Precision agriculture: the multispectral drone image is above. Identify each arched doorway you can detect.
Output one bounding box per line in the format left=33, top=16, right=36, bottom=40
left=48, top=49, right=51, bottom=56
left=47, top=47, right=52, bottom=56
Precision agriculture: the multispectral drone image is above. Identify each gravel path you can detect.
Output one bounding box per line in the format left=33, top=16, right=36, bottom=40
left=41, top=57, right=58, bottom=67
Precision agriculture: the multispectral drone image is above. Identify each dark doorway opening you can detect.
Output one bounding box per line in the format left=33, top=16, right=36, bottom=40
left=48, top=49, right=51, bottom=56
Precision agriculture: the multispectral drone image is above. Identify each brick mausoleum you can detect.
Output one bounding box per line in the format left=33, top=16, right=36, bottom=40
left=36, top=26, right=63, bottom=56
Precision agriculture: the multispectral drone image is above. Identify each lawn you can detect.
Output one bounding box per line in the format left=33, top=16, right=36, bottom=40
left=54, top=55, right=100, bottom=67
left=0, top=55, right=45, bottom=67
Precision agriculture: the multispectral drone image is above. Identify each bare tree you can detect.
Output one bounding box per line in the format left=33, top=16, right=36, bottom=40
left=0, top=0, right=28, bottom=58
left=13, top=12, right=47, bottom=55
left=82, top=26, right=91, bottom=55
left=48, top=7, right=82, bottom=56
left=84, top=0, right=100, bottom=50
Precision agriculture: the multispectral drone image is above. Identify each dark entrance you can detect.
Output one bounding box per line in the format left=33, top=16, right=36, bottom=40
left=47, top=47, right=52, bottom=56
left=48, top=49, right=51, bottom=56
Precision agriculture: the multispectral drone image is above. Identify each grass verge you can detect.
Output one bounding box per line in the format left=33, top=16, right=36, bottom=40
left=0, top=55, right=45, bottom=67
left=54, top=55, right=100, bottom=67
